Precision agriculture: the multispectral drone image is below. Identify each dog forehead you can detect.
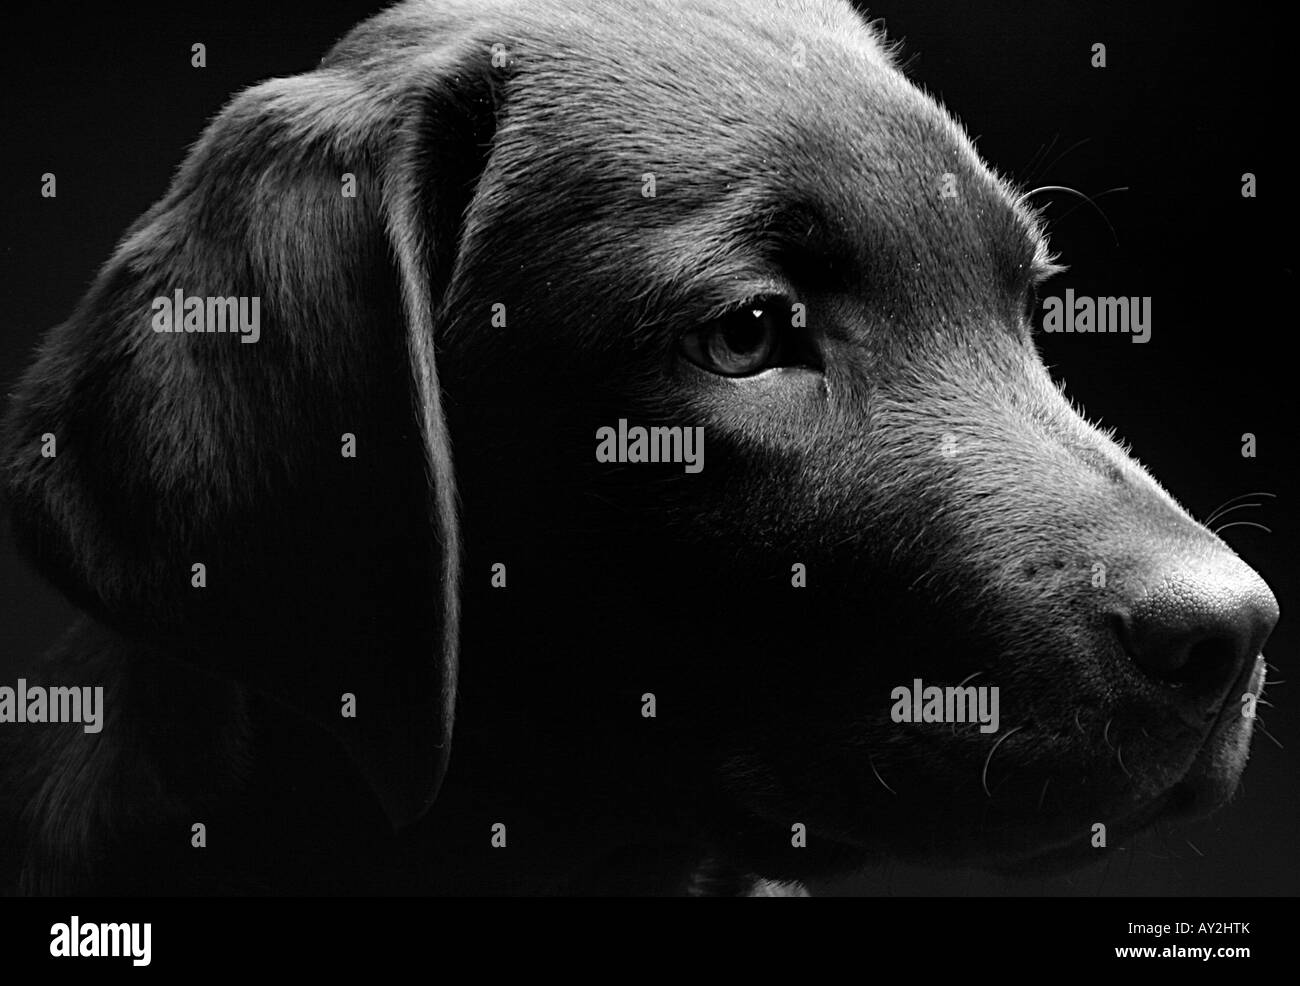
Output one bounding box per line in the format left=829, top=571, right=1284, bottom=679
left=503, top=0, right=921, bottom=181
left=404, top=0, right=1042, bottom=344
left=483, top=0, right=1026, bottom=295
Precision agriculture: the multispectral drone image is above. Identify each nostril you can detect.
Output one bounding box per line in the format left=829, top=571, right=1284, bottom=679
left=1157, top=634, right=1239, bottom=689
left=1114, top=615, right=1233, bottom=686
left=1111, top=567, right=1278, bottom=700
left=1118, top=613, right=1250, bottom=695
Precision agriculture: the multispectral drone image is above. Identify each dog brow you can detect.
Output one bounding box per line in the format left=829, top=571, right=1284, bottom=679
left=756, top=203, right=864, bottom=290
left=758, top=201, right=1060, bottom=298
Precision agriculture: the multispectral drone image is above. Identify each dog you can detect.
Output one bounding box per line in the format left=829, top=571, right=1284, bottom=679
left=0, top=0, right=1279, bottom=896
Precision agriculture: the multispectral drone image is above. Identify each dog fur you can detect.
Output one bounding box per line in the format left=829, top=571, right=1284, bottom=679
left=0, top=0, right=1278, bottom=895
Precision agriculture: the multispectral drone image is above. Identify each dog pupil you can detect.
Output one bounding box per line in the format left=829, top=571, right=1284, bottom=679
left=723, top=311, right=766, bottom=353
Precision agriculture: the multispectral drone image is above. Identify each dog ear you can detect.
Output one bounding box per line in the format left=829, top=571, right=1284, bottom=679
left=1, top=34, right=507, bottom=826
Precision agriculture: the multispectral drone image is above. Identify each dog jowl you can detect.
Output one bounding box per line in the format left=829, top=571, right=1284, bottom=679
left=0, top=0, right=1280, bottom=895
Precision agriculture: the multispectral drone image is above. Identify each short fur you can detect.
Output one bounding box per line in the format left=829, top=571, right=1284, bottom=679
left=1, top=0, right=1277, bottom=895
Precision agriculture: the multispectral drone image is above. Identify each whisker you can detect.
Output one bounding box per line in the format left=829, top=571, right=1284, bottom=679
left=1019, top=184, right=1127, bottom=247
left=1213, top=520, right=1272, bottom=536
left=1041, top=136, right=1091, bottom=179
left=1257, top=724, right=1283, bottom=750
left=981, top=725, right=1024, bottom=797
left=869, top=755, right=897, bottom=795
left=1204, top=491, right=1276, bottom=526
left=1019, top=133, right=1060, bottom=184
left=1052, top=187, right=1130, bottom=234
left=1203, top=502, right=1262, bottom=527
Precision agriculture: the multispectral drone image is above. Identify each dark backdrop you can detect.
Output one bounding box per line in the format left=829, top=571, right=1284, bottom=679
left=0, top=0, right=1293, bottom=896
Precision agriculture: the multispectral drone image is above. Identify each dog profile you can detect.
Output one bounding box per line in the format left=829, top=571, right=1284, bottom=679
left=0, top=0, right=1279, bottom=896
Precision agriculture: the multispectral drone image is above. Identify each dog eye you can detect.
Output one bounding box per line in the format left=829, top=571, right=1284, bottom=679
left=680, top=296, right=794, bottom=377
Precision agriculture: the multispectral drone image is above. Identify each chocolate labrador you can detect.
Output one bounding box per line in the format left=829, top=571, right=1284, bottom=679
left=0, top=0, right=1279, bottom=895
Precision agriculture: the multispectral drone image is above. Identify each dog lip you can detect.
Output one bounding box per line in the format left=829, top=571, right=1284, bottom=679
left=1158, top=653, right=1265, bottom=821
left=1194, top=652, right=1264, bottom=758
left=985, top=657, right=1265, bottom=874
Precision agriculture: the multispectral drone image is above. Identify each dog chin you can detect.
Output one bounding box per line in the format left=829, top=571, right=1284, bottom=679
left=748, top=692, right=1260, bottom=884
left=990, top=708, right=1258, bottom=877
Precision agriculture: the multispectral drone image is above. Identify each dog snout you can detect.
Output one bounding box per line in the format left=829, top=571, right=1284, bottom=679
left=1112, top=558, right=1278, bottom=703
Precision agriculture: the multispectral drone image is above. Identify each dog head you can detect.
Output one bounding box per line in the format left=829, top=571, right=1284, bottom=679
left=3, top=0, right=1278, bottom=888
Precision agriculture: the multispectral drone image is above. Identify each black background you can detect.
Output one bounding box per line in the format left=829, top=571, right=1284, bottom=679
left=0, top=1, right=1293, bottom=896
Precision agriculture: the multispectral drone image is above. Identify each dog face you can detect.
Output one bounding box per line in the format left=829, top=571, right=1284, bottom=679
left=430, top=1, right=1279, bottom=883
left=2, top=0, right=1279, bottom=893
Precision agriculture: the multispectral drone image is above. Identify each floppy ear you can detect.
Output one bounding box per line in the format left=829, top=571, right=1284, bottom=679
left=1, top=35, right=506, bottom=826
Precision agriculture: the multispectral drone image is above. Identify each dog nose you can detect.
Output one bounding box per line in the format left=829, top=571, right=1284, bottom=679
left=1114, top=562, right=1278, bottom=699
